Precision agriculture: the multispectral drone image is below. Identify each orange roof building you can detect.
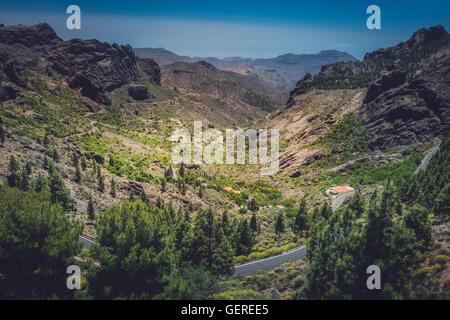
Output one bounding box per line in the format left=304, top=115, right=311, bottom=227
left=329, top=185, right=354, bottom=194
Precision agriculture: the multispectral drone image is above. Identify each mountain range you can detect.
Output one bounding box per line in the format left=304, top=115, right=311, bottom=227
left=133, top=48, right=357, bottom=91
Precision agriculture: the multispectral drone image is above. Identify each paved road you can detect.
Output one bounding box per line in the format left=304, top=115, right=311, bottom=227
left=331, top=190, right=356, bottom=212
left=234, top=246, right=307, bottom=275
left=420, top=144, right=440, bottom=171
left=79, top=235, right=97, bottom=250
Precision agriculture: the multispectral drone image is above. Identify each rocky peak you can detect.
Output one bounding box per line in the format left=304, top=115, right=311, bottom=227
left=0, top=23, right=61, bottom=47
left=364, top=63, right=407, bottom=103
left=406, top=25, right=449, bottom=49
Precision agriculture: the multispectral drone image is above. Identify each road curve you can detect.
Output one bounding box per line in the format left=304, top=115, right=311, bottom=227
left=331, top=190, right=355, bottom=212
left=234, top=246, right=307, bottom=275
left=79, top=235, right=97, bottom=250
left=420, top=144, right=440, bottom=171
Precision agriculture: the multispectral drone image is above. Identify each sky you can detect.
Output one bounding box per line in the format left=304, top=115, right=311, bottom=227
left=0, top=1, right=449, bottom=60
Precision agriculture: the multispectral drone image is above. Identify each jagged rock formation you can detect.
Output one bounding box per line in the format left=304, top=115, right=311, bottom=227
left=0, top=23, right=161, bottom=105
left=360, top=65, right=450, bottom=150
left=128, top=84, right=150, bottom=100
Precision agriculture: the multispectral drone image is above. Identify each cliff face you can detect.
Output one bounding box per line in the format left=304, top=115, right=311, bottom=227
left=286, top=25, right=450, bottom=151
left=0, top=23, right=161, bottom=105
left=360, top=65, right=450, bottom=150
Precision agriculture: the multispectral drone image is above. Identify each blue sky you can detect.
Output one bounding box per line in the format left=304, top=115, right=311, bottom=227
left=1, top=1, right=449, bottom=59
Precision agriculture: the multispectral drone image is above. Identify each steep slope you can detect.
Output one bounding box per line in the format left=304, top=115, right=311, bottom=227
left=161, top=61, right=284, bottom=126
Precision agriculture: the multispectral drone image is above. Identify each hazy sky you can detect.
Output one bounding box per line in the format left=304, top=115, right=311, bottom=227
left=1, top=1, right=449, bottom=59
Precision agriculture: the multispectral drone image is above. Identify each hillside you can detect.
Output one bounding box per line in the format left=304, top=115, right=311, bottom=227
left=161, top=61, right=284, bottom=126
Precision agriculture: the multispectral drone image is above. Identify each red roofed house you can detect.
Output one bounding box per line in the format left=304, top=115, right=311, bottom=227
left=329, top=185, right=354, bottom=195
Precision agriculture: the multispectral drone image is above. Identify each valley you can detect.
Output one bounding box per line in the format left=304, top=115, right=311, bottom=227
left=0, top=22, right=449, bottom=300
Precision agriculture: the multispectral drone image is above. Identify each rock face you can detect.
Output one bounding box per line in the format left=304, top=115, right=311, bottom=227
left=49, top=39, right=139, bottom=91
left=0, top=23, right=161, bottom=104
left=359, top=65, right=450, bottom=150
left=68, top=71, right=111, bottom=105
left=286, top=73, right=313, bottom=109
left=128, top=84, right=150, bottom=100
left=137, top=57, right=161, bottom=85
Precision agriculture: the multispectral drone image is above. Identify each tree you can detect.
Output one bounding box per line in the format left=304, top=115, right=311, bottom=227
left=34, top=174, right=48, bottom=193
left=88, top=200, right=176, bottom=299
left=294, top=198, right=308, bottom=237
left=49, top=172, right=74, bottom=210
left=0, top=125, right=5, bottom=147
left=74, top=163, right=81, bottom=183
left=25, top=161, right=32, bottom=176
left=87, top=196, right=95, bottom=220
left=7, top=156, right=20, bottom=188
left=98, top=172, right=105, bottom=193
left=247, top=198, right=259, bottom=213
left=43, top=134, right=49, bottom=146
left=190, top=208, right=234, bottom=275
left=434, top=183, right=450, bottom=218
left=250, top=212, right=259, bottom=233
left=80, top=157, right=87, bottom=171
left=161, top=178, right=166, bottom=192
left=109, top=155, right=115, bottom=167
left=236, top=219, right=255, bottom=255
left=19, top=168, right=29, bottom=191
left=110, top=177, right=116, bottom=198
left=140, top=190, right=149, bottom=204
left=0, top=185, right=82, bottom=299
left=275, top=213, right=285, bottom=234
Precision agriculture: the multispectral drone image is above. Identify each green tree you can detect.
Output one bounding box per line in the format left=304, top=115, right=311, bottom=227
left=275, top=212, right=285, bottom=234
left=294, top=198, right=308, bottom=237
left=0, top=185, right=82, bottom=299
left=0, top=125, right=5, bottom=146
left=250, top=212, right=259, bottom=233
left=74, top=163, right=81, bottom=183
left=88, top=200, right=176, bottom=299
left=7, top=155, right=20, bottom=188
left=87, top=196, right=95, bottom=220
left=110, top=177, right=116, bottom=198
left=34, top=174, right=48, bottom=193
left=49, top=172, right=74, bottom=210
left=236, top=219, right=255, bottom=255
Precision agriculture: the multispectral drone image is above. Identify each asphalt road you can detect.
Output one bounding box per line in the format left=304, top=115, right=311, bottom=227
left=79, top=235, right=96, bottom=250
left=234, top=245, right=307, bottom=275
left=331, top=190, right=356, bottom=212
left=421, top=144, right=440, bottom=171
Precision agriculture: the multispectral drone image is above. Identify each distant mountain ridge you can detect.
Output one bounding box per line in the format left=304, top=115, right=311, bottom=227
left=134, top=48, right=357, bottom=92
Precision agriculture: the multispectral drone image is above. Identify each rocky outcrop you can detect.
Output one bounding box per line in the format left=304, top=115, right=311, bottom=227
left=137, top=57, right=161, bottom=85
left=49, top=39, right=139, bottom=91
left=0, top=23, right=151, bottom=105
left=286, top=73, right=312, bottom=109
left=128, top=84, right=150, bottom=100
left=363, top=63, right=407, bottom=103
left=359, top=65, right=450, bottom=150
left=68, top=71, right=111, bottom=105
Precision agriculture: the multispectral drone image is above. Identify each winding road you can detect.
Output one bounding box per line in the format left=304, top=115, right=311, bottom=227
left=420, top=144, right=440, bottom=171
left=234, top=246, right=307, bottom=275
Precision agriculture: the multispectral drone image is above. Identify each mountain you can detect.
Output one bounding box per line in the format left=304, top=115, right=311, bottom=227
left=197, top=50, right=358, bottom=91
left=161, top=61, right=284, bottom=126
left=285, top=25, right=450, bottom=152
left=133, top=47, right=196, bottom=65
left=133, top=48, right=357, bottom=92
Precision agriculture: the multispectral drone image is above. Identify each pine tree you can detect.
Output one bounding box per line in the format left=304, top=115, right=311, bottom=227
left=98, top=171, right=104, bottom=192
left=275, top=213, right=285, bottom=234
left=109, top=155, right=115, bottom=167
left=140, top=190, right=149, bottom=204
left=160, top=178, right=166, bottom=192
left=43, top=134, right=50, bottom=146
left=110, top=177, right=116, bottom=198
left=7, top=156, right=20, bottom=188
left=49, top=172, right=74, bottom=210
left=87, top=196, right=95, bottom=220
left=294, top=198, right=308, bottom=237
left=250, top=212, right=258, bottom=233
left=0, top=125, right=5, bottom=147
left=74, top=163, right=81, bottom=183
left=20, top=168, right=29, bottom=191
left=248, top=198, right=258, bottom=213
left=80, top=157, right=87, bottom=171
left=25, top=161, right=32, bottom=176
left=34, top=174, right=48, bottom=193
left=237, top=219, right=255, bottom=255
